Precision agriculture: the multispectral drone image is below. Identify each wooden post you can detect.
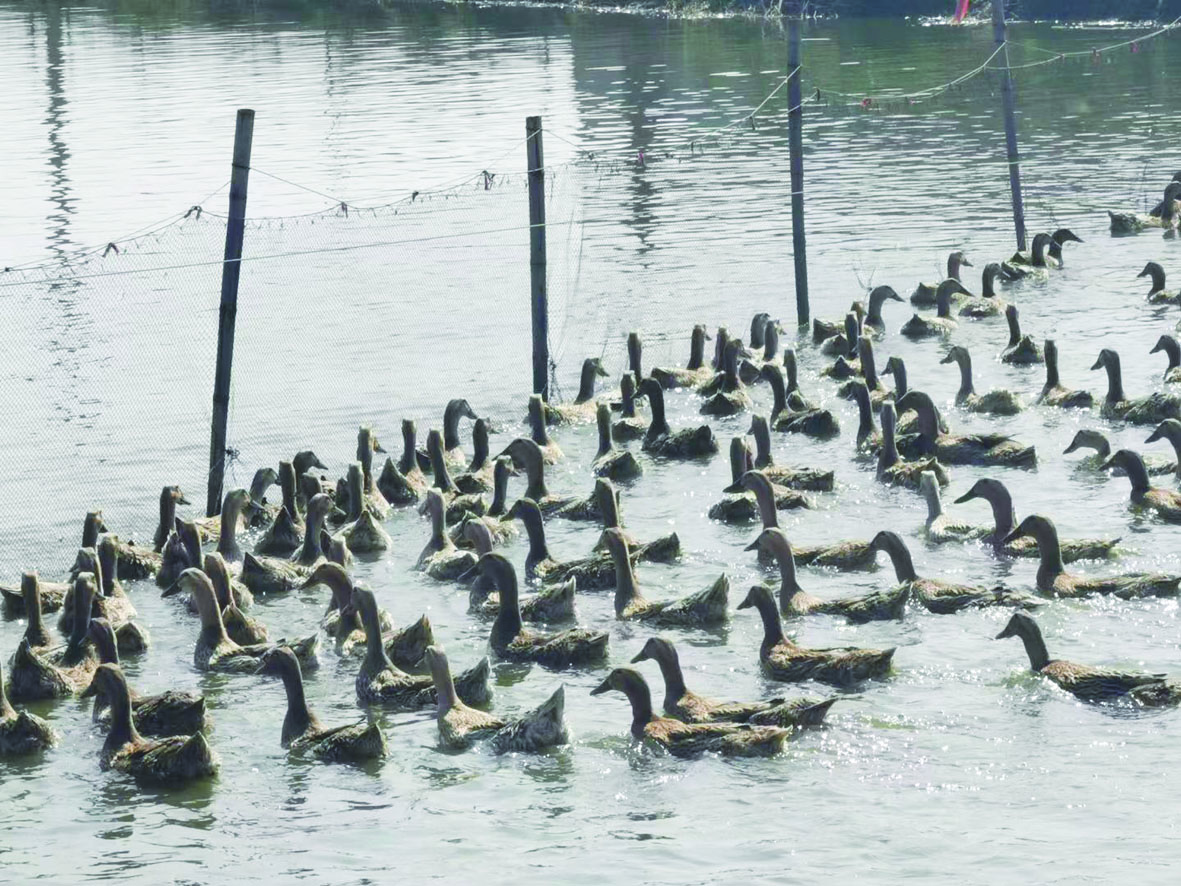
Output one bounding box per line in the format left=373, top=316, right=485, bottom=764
left=526, top=116, right=549, bottom=401
left=787, top=5, right=809, bottom=327
left=206, top=108, right=254, bottom=517
left=992, top=0, right=1027, bottom=251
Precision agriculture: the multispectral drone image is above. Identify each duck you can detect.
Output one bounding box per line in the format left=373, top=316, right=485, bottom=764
left=592, top=402, right=642, bottom=482
left=1146, top=419, right=1181, bottom=478
left=651, top=324, right=713, bottom=390
left=812, top=304, right=860, bottom=345
left=214, top=487, right=254, bottom=563
left=900, top=279, right=962, bottom=338
left=289, top=492, right=338, bottom=567
left=781, top=350, right=819, bottom=410
left=86, top=618, right=208, bottom=737
left=911, top=251, right=972, bottom=306
left=628, top=330, right=644, bottom=384
left=152, top=485, right=190, bottom=552
left=952, top=477, right=1119, bottom=561
left=836, top=336, right=889, bottom=404
left=463, top=520, right=577, bottom=622
left=862, top=285, right=905, bottom=332
left=602, top=529, right=728, bottom=627
left=1150, top=334, right=1181, bottom=383
left=818, top=310, right=862, bottom=358
left=699, top=339, right=754, bottom=416
left=895, top=391, right=1037, bottom=468
left=942, top=345, right=1022, bottom=415
left=416, top=489, right=478, bottom=581
left=196, top=468, right=274, bottom=539
left=454, top=418, right=495, bottom=493
left=354, top=427, right=391, bottom=518
left=869, top=530, right=1035, bottom=613
left=1102, top=449, right=1181, bottom=523
left=255, top=646, right=386, bottom=762
left=153, top=521, right=200, bottom=591
left=737, top=585, right=894, bottom=686
left=0, top=656, right=57, bottom=755
left=746, top=414, right=833, bottom=491
left=423, top=429, right=486, bottom=523
left=377, top=419, right=430, bottom=505
left=7, top=574, right=99, bottom=701
left=85, top=511, right=160, bottom=584
left=999, top=232, right=1054, bottom=280
left=611, top=374, right=648, bottom=442
left=1037, top=339, right=1094, bottom=408
left=441, top=398, right=480, bottom=468
left=335, top=464, right=392, bottom=554
left=999, top=305, right=1042, bottom=365
left=996, top=612, right=1180, bottom=706
left=1092, top=348, right=1181, bottom=424
left=1063, top=429, right=1175, bottom=476
left=179, top=569, right=318, bottom=673
left=351, top=585, right=490, bottom=709
left=958, top=263, right=1008, bottom=318
left=876, top=402, right=951, bottom=491
left=163, top=552, right=264, bottom=646
left=850, top=380, right=882, bottom=453
left=526, top=394, right=563, bottom=464
left=739, top=317, right=783, bottom=384
left=497, top=437, right=596, bottom=519
left=1044, top=228, right=1084, bottom=267
left=424, top=646, right=567, bottom=753
left=710, top=443, right=813, bottom=523
left=591, top=667, right=789, bottom=758
left=762, top=363, right=840, bottom=439
left=450, top=457, right=517, bottom=547
left=1109, top=182, right=1181, bottom=235
left=81, top=664, right=218, bottom=784
left=919, top=472, right=989, bottom=544
left=545, top=358, right=610, bottom=426
left=629, top=637, right=837, bottom=728
left=591, top=479, right=681, bottom=564
left=255, top=462, right=304, bottom=556
left=1, top=566, right=68, bottom=616
left=468, top=554, right=609, bottom=667
left=301, top=562, right=432, bottom=666
left=59, top=544, right=146, bottom=653
left=15, top=573, right=53, bottom=652
left=637, top=378, right=718, bottom=459
left=1140, top=261, right=1178, bottom=304
left=239, top=538, right=315, bottom=598
left=1003, top=514, right=1178, bottom=598
left=746, top=528, right=907, bottom=622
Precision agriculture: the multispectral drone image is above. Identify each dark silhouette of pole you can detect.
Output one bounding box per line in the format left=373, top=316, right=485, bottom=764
left=993, top=0, right=1027, bottom=251
left=526, top=116, right=549, bottom=401
left=787, top=4, right=809, bottom=327
left=206, top=109, right=254, bottom=517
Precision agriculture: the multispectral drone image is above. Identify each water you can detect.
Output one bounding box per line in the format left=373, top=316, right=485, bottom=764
left=3, top=4, right=1181, bottom=882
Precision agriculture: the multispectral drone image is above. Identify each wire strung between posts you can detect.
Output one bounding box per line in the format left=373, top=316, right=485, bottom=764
left=990, top=15, right=1181, bottom=71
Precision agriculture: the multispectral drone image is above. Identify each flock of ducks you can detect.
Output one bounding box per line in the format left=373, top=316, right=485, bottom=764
left=8, top=185, right=1181, bottom=782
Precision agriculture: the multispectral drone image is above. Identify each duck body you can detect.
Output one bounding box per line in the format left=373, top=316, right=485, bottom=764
left=470, top=576, right=577, bottom=624
left=0, top=657, right=57, bottom=754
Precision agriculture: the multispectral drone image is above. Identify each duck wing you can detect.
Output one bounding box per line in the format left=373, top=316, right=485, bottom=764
left=818, top=586, right=909, bottom=623
left=383, top=615, right=435, bottom=671
left=508, top=628, right=609, bottom=668
left=131, top=690, right=208, bottom=737
left=119, top=732, right=218, bottom=783
left=302, top=720, right=387, bottom=762
left=490, top=686, right=568, bottom=753
left=636, top=575, right=729, bottom=627
left=520, top=578, right=577, bottom=623
left=1044, top=661, right=1167, bottom=701
left=746, top=696, right=838, bottom=728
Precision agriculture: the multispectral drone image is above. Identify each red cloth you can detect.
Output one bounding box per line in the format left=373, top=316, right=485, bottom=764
left=952, top=0, right=970, bottom=23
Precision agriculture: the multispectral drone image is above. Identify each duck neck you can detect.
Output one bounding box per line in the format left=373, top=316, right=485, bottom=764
left=1016, top=626, right=1050, bottom=672
left=300, top=506, right=326, bottom=562
left=249, top=469, right=274, bottom=504
left=855, top=391, right=876, bottom=441
left=1006, top=312, right=1021, bottom=349
left=955, top=353, right=975, bottom=399
left=0, top=668, right=14, bottom=719
left=1102, top=357, right=1125, bottom=404
left=653, top=652, right=687, bottom=710
left=279, top=664, right=314, bottom=739
left=280, top=464, right=297, bottom=516
left=982, top=265, right=997, bottom=298
left=922, top=481, right=944, bottom=523
left=751, top=591, right=787, bottom=652
left=491, top=564, right=523, bottom=641
left=520, top=506, right=551, bottom=563
left=430, top=657, right=461, bottom=714
left=867, top=290, right=887, bottom=325
left=489, top=463, right=509, bottom=516
left=769, top=535, right=802, bottom=599
left=360, top=600, right=395, bottom=672
left=722, top=345, right=740, bottom=391
left=712, top=329, right=728, bottom=370
left=346, top=467, right=364, bottom=521
left=358, top=440, right=376, bottom=494
left=748, top=478, right=780, bottom=529
left=198, top=588, right=231, bottom=648
left=576, top=362, right=599, bottom=403
left=628, top=334, right=642, bottom=385
left=947, top=253, right=962, bottom=281
left=104, top=678, right=141, bottom=749
left=82, top=514, right=102, bottom=549
left=529, top=402, right=550, bottom=447
left=1033, top=523, right=1065, bottom=579
left=598, top=486, right=622, bottom=530
left=1044, top=346, right=1060, bottom=390
left=22, top=577, right=48, bottom=648
left=623, top=679, right=655, bottom=739
left=1031, top=237, right=1047, bottom=268
left=984, top=492, right=1016, bottom=539
left=219, top=496, right=243, bottom=555
left=879, top=411, right=899, bottom=468
left=765, top=367, right=787, bottom=416
left=610, top=543, right=641, bottom=614
left=891, top=361, right=908, bottom=397
left=69, top=584, right=92, bottom=648
left=763, top=324, right=779, bottom=361
left=520, top=450, right=548, bottom=501
left=783, top=352, right=799, bottom=393
left=1164, top=337, right=1181, bottom=371
left=688, top=327, right=706, bottom=371
left=751, top=419, right=773, bottom=468
left=620, top=381, right=637, bottom=418
left=158, top=491, right=177, bottom=546
left=936, top=288, right=952, bottom=319
left=443, top=403, right=464, bottom=451
left=1123, top=455, right=1151, bottom=494
left=879, top=535, right=917, bottom=582
left=860, top=342, right=879, bottom=389
left=469, top=423, right=489, bottom=472
left=97, top=543, right=118, bottom=597
left=399, top=423, right=418, bottom=475
left=428, top=500, right=447, bottom=548
left=646, top=386, right=670, bottom=438
left=596, top=408, right=613, bottom=459
left=91, top=623, right=120, bottom=664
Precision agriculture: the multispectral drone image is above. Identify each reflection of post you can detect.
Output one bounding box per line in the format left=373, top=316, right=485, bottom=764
left=206, top=109, right=255, bottom=517
left=992, top=0, right=1027, bottom=251
left=526, top=116, right=549, bottom=401
left=787, top=4, right=809, bottom=327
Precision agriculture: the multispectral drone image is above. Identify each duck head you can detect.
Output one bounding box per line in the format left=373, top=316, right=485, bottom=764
left=576, top=357, right=609, bottom=403
left=687, top=324, right=711, bottom=371
left=254, top=644, right=301, bottom=679
left=1150, top=334, right=1181, bottom=372
left=292, top=450, right=329, bottom=476
left=1139, top=261, right=1167, bottom=294
left=627, top=332, right=643, bottom=385
left=1100, top=448, right=1151, bottom=492
left=1063, top=429, right=1110, bottom=458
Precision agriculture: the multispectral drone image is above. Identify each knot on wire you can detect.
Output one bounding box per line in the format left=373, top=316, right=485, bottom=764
left=102, top=242, right=119, bottom=257
left=339, top=202, right=349, bottom=217
left=482, top=170, right=496, bottom=190
left=184, top=205, right=203, bottom=220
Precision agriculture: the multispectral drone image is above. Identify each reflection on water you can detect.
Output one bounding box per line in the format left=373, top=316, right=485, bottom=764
left=3, top=3, right=1181, bottom=883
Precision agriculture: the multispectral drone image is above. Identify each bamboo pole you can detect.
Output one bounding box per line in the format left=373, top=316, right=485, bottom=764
left=206, top=109, right=254, bottom=517
left=526, top=116, right=549, bottom=401
left=992, top=0, right=1027, bottom=251
left=787, top=5, right=809, bottom=327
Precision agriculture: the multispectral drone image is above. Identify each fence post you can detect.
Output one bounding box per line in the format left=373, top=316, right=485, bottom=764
left=992, top=0, right=1027, bottom=251
left=526, top=116, right=549, bottom=401
left=787, top=4, right=809, bottom=328
left=206, top=108, right=255, bottom=517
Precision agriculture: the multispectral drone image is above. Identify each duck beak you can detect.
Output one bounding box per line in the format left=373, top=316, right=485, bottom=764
left=736, top=595, right=753, bottom=610
left=331, top=506, right=347, bottom=520
left=890, top=290, right=904, bottom=302
left=1147, top=427, right=1164, bottom=443
left=629, top=650, right=649, bottom=664
left=960, top=257, right=974, bottom=267
left=375, top=443, right=387, bottom=454
left=1099, top=457, right=1116, bottom=471
left=80, top=678, right=98, bottom=699
left=939, top=352, right=954, bottom=364
left=177, top=493, right=191, bottom=506
left=589, top=676, right=613, bottom=696
left=456, top=563, right=480, bottom=583
left=1089, top=357, right=1104, bottom=370
left=994, top=625, right=1015, bottom=640
left=743, top=538, right=762, bottom=552
left=1150, top=341, right=1164, bottom=354
left=1000, top=528, right=1023, bottom=545
left=952, top=489, right=977, bottom=504
left=161, top=580, right=182, bottom=598
left=1138, top=267, right=1150, bottom=278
